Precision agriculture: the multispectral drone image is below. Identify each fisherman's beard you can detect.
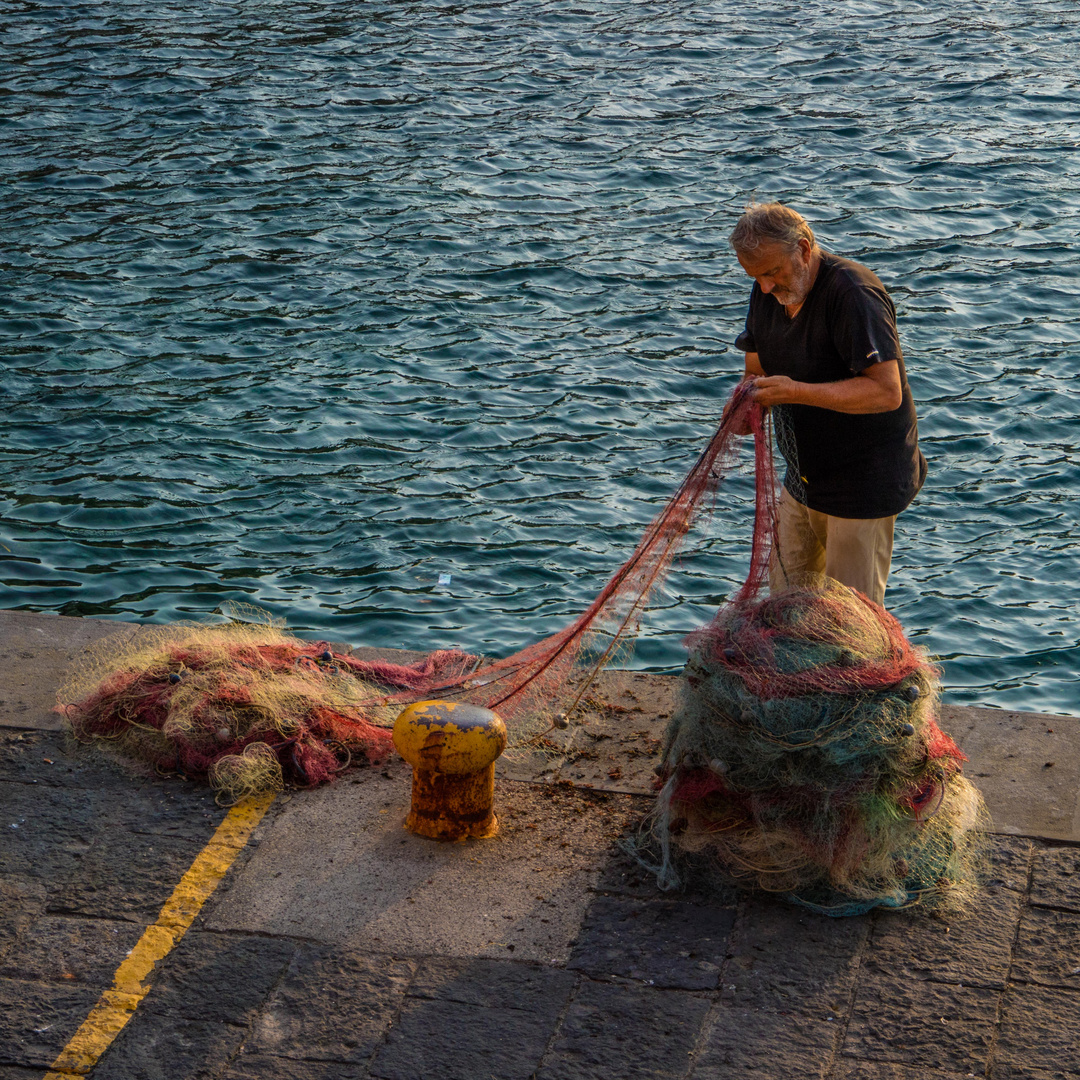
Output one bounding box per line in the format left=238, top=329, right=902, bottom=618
left=772, top=258, right=815, bottom=307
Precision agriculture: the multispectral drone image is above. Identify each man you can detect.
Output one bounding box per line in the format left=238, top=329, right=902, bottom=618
left=729, top=202, right=926, bottom=606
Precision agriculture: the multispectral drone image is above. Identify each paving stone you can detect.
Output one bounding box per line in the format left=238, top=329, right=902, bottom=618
left=0, top=731, right=175, bottom=798
left=1, top=775, right=216, bottom=921
left=221, top=1053, right=365, bottom=1080
left=568, top=893, right=734, bottom=989
left=986, top=835, right=1034, bottom=891
left=0, top=613, right=137, bottom=733
left=139, top=930, right=297, bottom=1023
left=990, top=1066, right=1080, bottom=1080
left=992, top=984, right=1080, bottom=1076
left=0, top=730, right=117, bottom=788
left=719, top=895, right=869, bottom=1018
left=842, top=971, right=998, bottom=1073
left=1010, top=907, right=1080, bottom=990
left=0, top=876, right=46, bottom=967
left=0, top=1066, right=61, bottom=1079
left=246, top=944, right=415, bottom=1064
left=834, top=1062, right=985, bottom=1079
left=408, top=955, right=577, bottom=1011
left=592, top=847, right=673, bottom=899
left=689, top=1006, right=839, bottom=1079
left=0, top=976, right=100, bottom=1068
left=678, top=859, right=747, bottom=909
left=206, top=776, right=639, bottom=967
left=370, top=996, right=558, bottom=1080
left=0, top=784, right=99, bottom=881
left=1030, top=847, right=1080, bottom=913
left=592, top=847, right=740, bottom=907
left=0, top=914, right=144, bottom=984
left=537, top=978, right=711, bottom=1080
left=0, top=735, right=222, bottom=841
left=90, top=1013, right=247, bottom=1080
left=111, top=786, right=224, bottom=843
left=47, top=830, right=205, bottom=922
left=864, top=883, right=1025, bottom=990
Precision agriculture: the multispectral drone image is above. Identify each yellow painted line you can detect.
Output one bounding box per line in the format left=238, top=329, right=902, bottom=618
left=43, top=791, right=276, bottom=1078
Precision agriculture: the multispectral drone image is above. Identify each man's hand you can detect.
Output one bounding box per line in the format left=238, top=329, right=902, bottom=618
left=750, top=375, right=799, bottom=407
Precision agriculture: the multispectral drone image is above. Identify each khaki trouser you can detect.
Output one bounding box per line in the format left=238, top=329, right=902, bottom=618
left=769, top=488, right=895, bottom=606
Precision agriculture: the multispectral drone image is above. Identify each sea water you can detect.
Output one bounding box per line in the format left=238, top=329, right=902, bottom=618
left=2, top=0, right=1078, bottom=713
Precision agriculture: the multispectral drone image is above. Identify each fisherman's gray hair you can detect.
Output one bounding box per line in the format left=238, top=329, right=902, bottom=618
left=729, top=202, right=816, bottom=256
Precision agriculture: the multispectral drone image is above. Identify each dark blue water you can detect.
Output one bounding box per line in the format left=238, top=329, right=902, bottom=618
left=2, top=0, right=1078, bottom=714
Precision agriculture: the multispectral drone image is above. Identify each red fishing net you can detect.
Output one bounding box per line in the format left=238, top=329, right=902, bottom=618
left=59, top=381, right=763, bottom=798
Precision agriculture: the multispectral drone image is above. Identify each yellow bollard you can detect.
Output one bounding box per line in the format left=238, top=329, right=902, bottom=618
left=392, top=700, right=508, bottom=841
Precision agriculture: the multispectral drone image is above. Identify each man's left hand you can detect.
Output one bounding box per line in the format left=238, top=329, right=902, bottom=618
left=749, top=375, right=799, bottom=407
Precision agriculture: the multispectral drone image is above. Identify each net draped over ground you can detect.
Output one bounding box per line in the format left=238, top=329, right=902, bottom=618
left=60, top=381, right=988, bottom=912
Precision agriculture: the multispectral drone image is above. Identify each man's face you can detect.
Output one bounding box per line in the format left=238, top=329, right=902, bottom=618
left=737, top=239, right=815, bottom=307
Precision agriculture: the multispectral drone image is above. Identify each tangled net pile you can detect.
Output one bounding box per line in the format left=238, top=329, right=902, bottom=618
left=61, top=378, right=988, bottom=913
left=59, top=616, right=476, bottom=804
left=652, top=577, right=989, bottom=915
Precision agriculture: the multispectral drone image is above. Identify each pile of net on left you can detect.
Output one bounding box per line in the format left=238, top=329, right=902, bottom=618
left=58, top=616, right=480, bottom=805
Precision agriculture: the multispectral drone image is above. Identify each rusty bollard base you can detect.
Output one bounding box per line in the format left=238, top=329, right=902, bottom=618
left=392, top=700, right=508, bottom=841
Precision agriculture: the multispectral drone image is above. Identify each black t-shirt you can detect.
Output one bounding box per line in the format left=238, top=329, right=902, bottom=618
left=734, top=251, right=927, bottom=518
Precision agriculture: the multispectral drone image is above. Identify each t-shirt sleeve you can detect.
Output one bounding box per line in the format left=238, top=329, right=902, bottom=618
left=734, top=294, right=757, bottom=352
left=832, top=281, right=903, bottom=374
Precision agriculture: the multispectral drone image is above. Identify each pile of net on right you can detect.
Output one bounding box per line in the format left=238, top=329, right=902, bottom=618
left=650, top=574, right=990, bottom=918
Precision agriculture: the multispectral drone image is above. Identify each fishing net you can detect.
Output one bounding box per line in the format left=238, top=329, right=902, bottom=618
left=60, top=381, right=769, bottom=803
left=648, top=576, right=989, bottom=915
left=59, top=377, right=988, bottom=914
left=58, top=614, right=475, bottom=804
left=396, top=381, right=779, bottom=735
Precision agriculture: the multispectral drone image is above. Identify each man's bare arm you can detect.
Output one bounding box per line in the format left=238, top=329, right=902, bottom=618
left=744, top=352, right=766, bottom=379
left=746, top=355, right=903, bottom=414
